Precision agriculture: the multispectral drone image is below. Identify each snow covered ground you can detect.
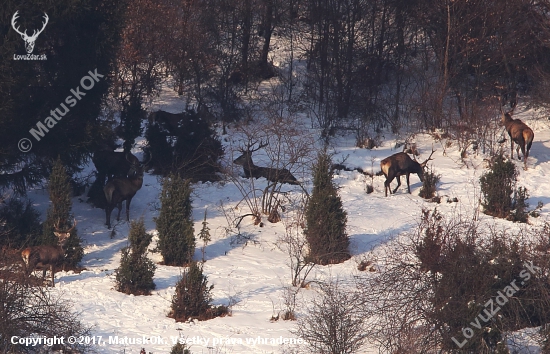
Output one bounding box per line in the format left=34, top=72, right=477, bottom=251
left=23, top=83, right=550, bottom=354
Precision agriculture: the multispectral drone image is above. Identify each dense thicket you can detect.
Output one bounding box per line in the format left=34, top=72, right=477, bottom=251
left=103, top=0, right=550, bottom=144
left=144, top=108, right=224, bottom=181
left=0, top=253, right=91, bottom=353
left=359, top=209, right=550, bottom=353
left=0, top=198, right=41, bottom=249
left=0, top=0, right=126, bottom=194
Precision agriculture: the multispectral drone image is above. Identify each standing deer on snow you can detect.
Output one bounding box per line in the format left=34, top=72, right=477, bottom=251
left=381, top=148, right=435, bottom=197
left=501, top=109, right=534, bottom=170
left=21, top=219, right=77, bottom=286
left=233, top=141, right=299, bottom=185
left=104, top=154, right=149, bottom=229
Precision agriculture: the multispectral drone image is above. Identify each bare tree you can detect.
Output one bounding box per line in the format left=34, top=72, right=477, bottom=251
left=227, top=90, right=314, bottom=225
left=279, top=195, right=315, bottom=288
left=294, top=280, right=367, bottom=354
left=0, top=254, right=91, bottom=353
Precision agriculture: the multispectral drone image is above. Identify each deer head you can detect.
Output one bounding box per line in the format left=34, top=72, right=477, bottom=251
left=11, top=11, right=49, bottom=54
left=233, top=140, right=269, bottom=166
left=53, top=218, right=77, bottom=244
left=126, top=152, right=152, bottom=176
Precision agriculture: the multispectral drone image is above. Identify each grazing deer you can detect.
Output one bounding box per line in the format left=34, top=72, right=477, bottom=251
left=104, top=154, right=149, bottom=229
left=92, top=149, right=140, bottom=184
left=233, top=142, right=299, bottom=185
left=501, top=109, right=534, bottom=170
left=21, top=219, right=77, bottom=286
left=381, top=148, right=435, bottom=197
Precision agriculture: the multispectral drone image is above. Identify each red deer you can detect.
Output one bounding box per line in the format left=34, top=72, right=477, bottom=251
left=381, top=149, right=435, bottom=197
left=233, top=142, right=299, bottom=185
left=501, top=110, right=534, bottom=170
left=21, top=219, right=76, bottom=286
left=92, top=149, right=140, bottom=184
left=104, top=155, right=149, bottom=228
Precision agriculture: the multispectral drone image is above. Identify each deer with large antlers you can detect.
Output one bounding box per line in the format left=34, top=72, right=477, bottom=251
left=381, top=148, right=435, bottom=197
left=501, top=108, right=534, bottom=170
left=11, top=11, right=49, bottom=54
left=104, top=154, right=149, bottom=229
left=21, top=219, right=76, bottom=286
left=233, top=141, right=299, bottom=185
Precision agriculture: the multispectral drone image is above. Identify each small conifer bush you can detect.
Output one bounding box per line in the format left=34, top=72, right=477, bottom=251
left=419, top=167, right=440, bottom=199
left=169, top=261, right=228, bottom=322
left=198, top=209, right=211, bottom=262
left=115, top=219, right=156, bottom=295
left=156, top=174, right=196, bottom=266
left=304, top=151, right=350, bottom=265
left=480, top=154, right=517, bottom=218
left=480, top=154, right=540, bottom=223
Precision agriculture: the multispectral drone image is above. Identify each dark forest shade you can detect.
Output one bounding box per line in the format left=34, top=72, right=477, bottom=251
left=0, top=0, right=126, bottom=194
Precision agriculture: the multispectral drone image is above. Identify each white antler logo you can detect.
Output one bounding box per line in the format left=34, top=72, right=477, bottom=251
left=11, top=11, right=49, bottom=54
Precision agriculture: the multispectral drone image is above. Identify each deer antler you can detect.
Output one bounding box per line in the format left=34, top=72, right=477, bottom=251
left=53, top=219, right=61, bottom=232
left=67, top=218, right=77, bottom=233
left=125, top=152, right=137, bottom=163
left=420, top=146, right=436, bottom=168
left=498, top=93, right=516, bottom=116
left=240, top=140, right=268, bottom=153
left=54, top=218, right=77, bottom=232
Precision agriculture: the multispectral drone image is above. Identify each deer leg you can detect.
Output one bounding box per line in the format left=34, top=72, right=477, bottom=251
left=105, top=206, right=112, bottom=229
left=392, top=176, right=401, bottom=194
left=406, top=173, right=411, bottom=194
left=116, top=201, right=123, bottom=221
left=125, top=198, right=132, bottom=221
left=517, top=144, right=522, bottom=160
left=50, top=265, right=55, bottom=287
left=384, top=175, right=393, bottom=197
left=510, top=140, right=515, bottom=160
left=524, top=145, right=529, bottom=169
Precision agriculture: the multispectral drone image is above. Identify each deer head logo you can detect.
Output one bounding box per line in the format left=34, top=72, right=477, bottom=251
left=11, top=11, right=49, bottom=54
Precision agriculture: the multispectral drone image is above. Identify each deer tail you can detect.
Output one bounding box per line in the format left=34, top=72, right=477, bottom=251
left=21, top=248, right=31, bottom=266
left=525, top=129, right=534, bottom=152
left=380, top=160, right=390, bottom=177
